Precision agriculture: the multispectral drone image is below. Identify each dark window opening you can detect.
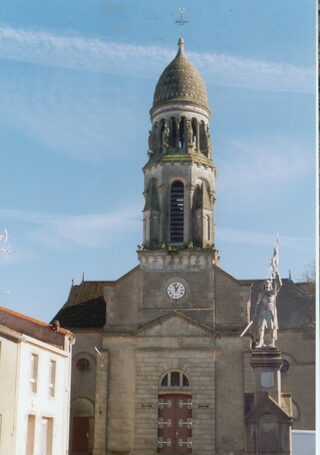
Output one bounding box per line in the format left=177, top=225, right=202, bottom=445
left=179, top=117, right=185, bottom=148
left=161, top=375, right=168, bottom=387
left=160, top=371, right=191, bottom=389
left=169, top=117, right=177, bottom=147
left=182, top=374, right=189, bottom=387
left=170, top=181, right=184, bottom=242
left=199, top=121, right=206, bottom=152
left=170, top=371, right=180, bottom=386
left=192, top=118, right=197, bottom=146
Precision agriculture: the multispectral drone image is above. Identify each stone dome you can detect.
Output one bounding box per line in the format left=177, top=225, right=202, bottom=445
left=153, top=38, right=208, bottom=110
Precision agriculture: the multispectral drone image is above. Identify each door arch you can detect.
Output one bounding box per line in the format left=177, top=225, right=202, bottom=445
left=158, top=371, right=192, bottom=453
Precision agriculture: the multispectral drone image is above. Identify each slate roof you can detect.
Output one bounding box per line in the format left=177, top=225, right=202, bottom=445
left=52, top=276, right=314, bottom=331
left=51, top=296, right=106, bottom=329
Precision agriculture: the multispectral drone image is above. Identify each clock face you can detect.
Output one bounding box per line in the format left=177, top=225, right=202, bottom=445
left=167, top=282, right=186, bottom=300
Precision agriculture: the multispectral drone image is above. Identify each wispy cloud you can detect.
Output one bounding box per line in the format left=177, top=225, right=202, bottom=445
left=0, top=207, right=141, bottom=249
left=0, top=26, right=314, bottom=93
left=0, top=207, right=312, bottom=254
left=216, top=227, right=313, bottom=252
left=216, top=137, right=313, bottom=198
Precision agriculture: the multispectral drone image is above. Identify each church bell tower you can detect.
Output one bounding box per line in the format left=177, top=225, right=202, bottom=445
left=142, top=38, right=218, bottom=256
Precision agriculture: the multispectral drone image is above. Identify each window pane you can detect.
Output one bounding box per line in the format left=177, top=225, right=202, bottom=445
left=170, top=371, right=180, bottom=386
left=30, top=354, right=38, bottom=393
left=49, top=360, right=56, bottom=397
left=182, top=374, right=189, bottom=387
left=161, top=374, right=168, bottom=387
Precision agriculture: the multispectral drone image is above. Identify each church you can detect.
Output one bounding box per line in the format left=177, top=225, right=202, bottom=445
left=53, top=38, right=315, bottom=455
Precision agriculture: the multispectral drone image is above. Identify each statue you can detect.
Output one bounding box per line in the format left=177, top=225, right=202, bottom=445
left=240, top=235, right=282, bottom=349
left=252, top=277, right=281, bottom=348
left=148, top=130, right=154, bottom=152
left=206, top=126, right=212, bottom=156
left=187, top=240, right=194, bottom=249
left=187, top=122, right=193, bottom=146
left=162, top=121, right=170, bottom=150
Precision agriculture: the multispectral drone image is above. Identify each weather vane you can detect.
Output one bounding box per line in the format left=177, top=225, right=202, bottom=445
left=175, top=8, right=188, bottom=26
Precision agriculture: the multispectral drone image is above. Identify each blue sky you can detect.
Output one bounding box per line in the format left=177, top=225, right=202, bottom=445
left=0, top=0, right=316, bottom=321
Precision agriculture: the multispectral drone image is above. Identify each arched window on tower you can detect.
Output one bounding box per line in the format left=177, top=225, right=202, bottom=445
left=199, top=121, right=206, bottom=153
left=169, top=117, right=177, bottom=147
left=191, top=118, right=197, bottom=148
left=207, top=215, right=211, bottom=241
left=170, top=180, right=184, bottom=243
left=179, top=117, right=185, bottom=148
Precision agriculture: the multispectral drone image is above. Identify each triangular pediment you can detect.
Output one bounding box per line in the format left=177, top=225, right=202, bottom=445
left=134, top=311, right=218, bottom=337
left=246, top=393, right=292, bottom=423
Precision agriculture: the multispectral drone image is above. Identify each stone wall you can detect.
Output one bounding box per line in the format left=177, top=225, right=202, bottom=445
left=134, top=348, right=215, bottom=455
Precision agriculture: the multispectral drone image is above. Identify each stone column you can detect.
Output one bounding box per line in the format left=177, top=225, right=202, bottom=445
left=158, top=183, right=168, bottom=243
left=93, top=350, right=108, bottom=455
left=245, top=348, right=293, bottom=455
left=185, top=183, right=194, bottom=243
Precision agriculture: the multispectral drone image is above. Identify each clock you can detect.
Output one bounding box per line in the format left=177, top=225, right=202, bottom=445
left=167, top=281, right=186, bottom=300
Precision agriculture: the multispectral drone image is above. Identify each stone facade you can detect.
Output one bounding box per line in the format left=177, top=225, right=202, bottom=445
left=52, top=39, right=315, bottom=455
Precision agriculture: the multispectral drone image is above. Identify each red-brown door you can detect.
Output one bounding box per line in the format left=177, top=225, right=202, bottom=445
left=72, top=417, right=90, bottom=452
left=158, top=394, right=192, bottom=453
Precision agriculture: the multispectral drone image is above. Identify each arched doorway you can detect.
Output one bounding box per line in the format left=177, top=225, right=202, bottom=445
left=70, top=398, right=94, bottom=454
left=158, top=371, right=192, bottom=453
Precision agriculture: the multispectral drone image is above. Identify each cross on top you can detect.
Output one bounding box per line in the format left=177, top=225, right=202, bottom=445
left=175, top=8, right=188, bottom=26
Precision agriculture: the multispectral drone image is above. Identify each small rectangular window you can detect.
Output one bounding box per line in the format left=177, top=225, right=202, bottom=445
left=48, top=360, right=56, bottom=397
left=30, top=354, right=38, bottom=393
left=26, top=414, right=35, bottom=455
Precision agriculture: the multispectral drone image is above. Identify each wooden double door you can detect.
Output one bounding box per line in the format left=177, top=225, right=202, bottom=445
left=158, top=393, right=192, bottom=453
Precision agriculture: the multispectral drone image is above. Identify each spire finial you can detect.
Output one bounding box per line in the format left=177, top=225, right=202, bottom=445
left=178, top=37, right=184, bottom=49
left=178, top=37, right=185, bottom=55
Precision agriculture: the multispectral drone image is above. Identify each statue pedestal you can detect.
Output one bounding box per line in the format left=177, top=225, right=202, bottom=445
left=251, top=348, right=283, bottom=405
left=245, top=348, right=293, bottom=455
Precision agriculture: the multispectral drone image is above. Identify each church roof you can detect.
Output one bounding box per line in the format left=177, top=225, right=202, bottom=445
left=152, top=38, right=208, bottom=111
left=52, top=296, right=106, bottom=329
left=51, top=274, right=314, bottom=332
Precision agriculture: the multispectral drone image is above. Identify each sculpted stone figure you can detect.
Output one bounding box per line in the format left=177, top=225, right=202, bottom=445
left=148, top=130, right=154, bottom=152
left=187, top=240, right=194, bottom=249
left=187, top=122, right=193, bottom=146
left=253, top=276, right=281, bottom=348
left=206, top=126, right=212, bottom=156
left=162, top=121, right=170, bottom=150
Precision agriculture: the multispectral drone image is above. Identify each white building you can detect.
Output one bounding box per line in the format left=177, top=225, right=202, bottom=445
left=0, top=306, right=74, bottom=455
